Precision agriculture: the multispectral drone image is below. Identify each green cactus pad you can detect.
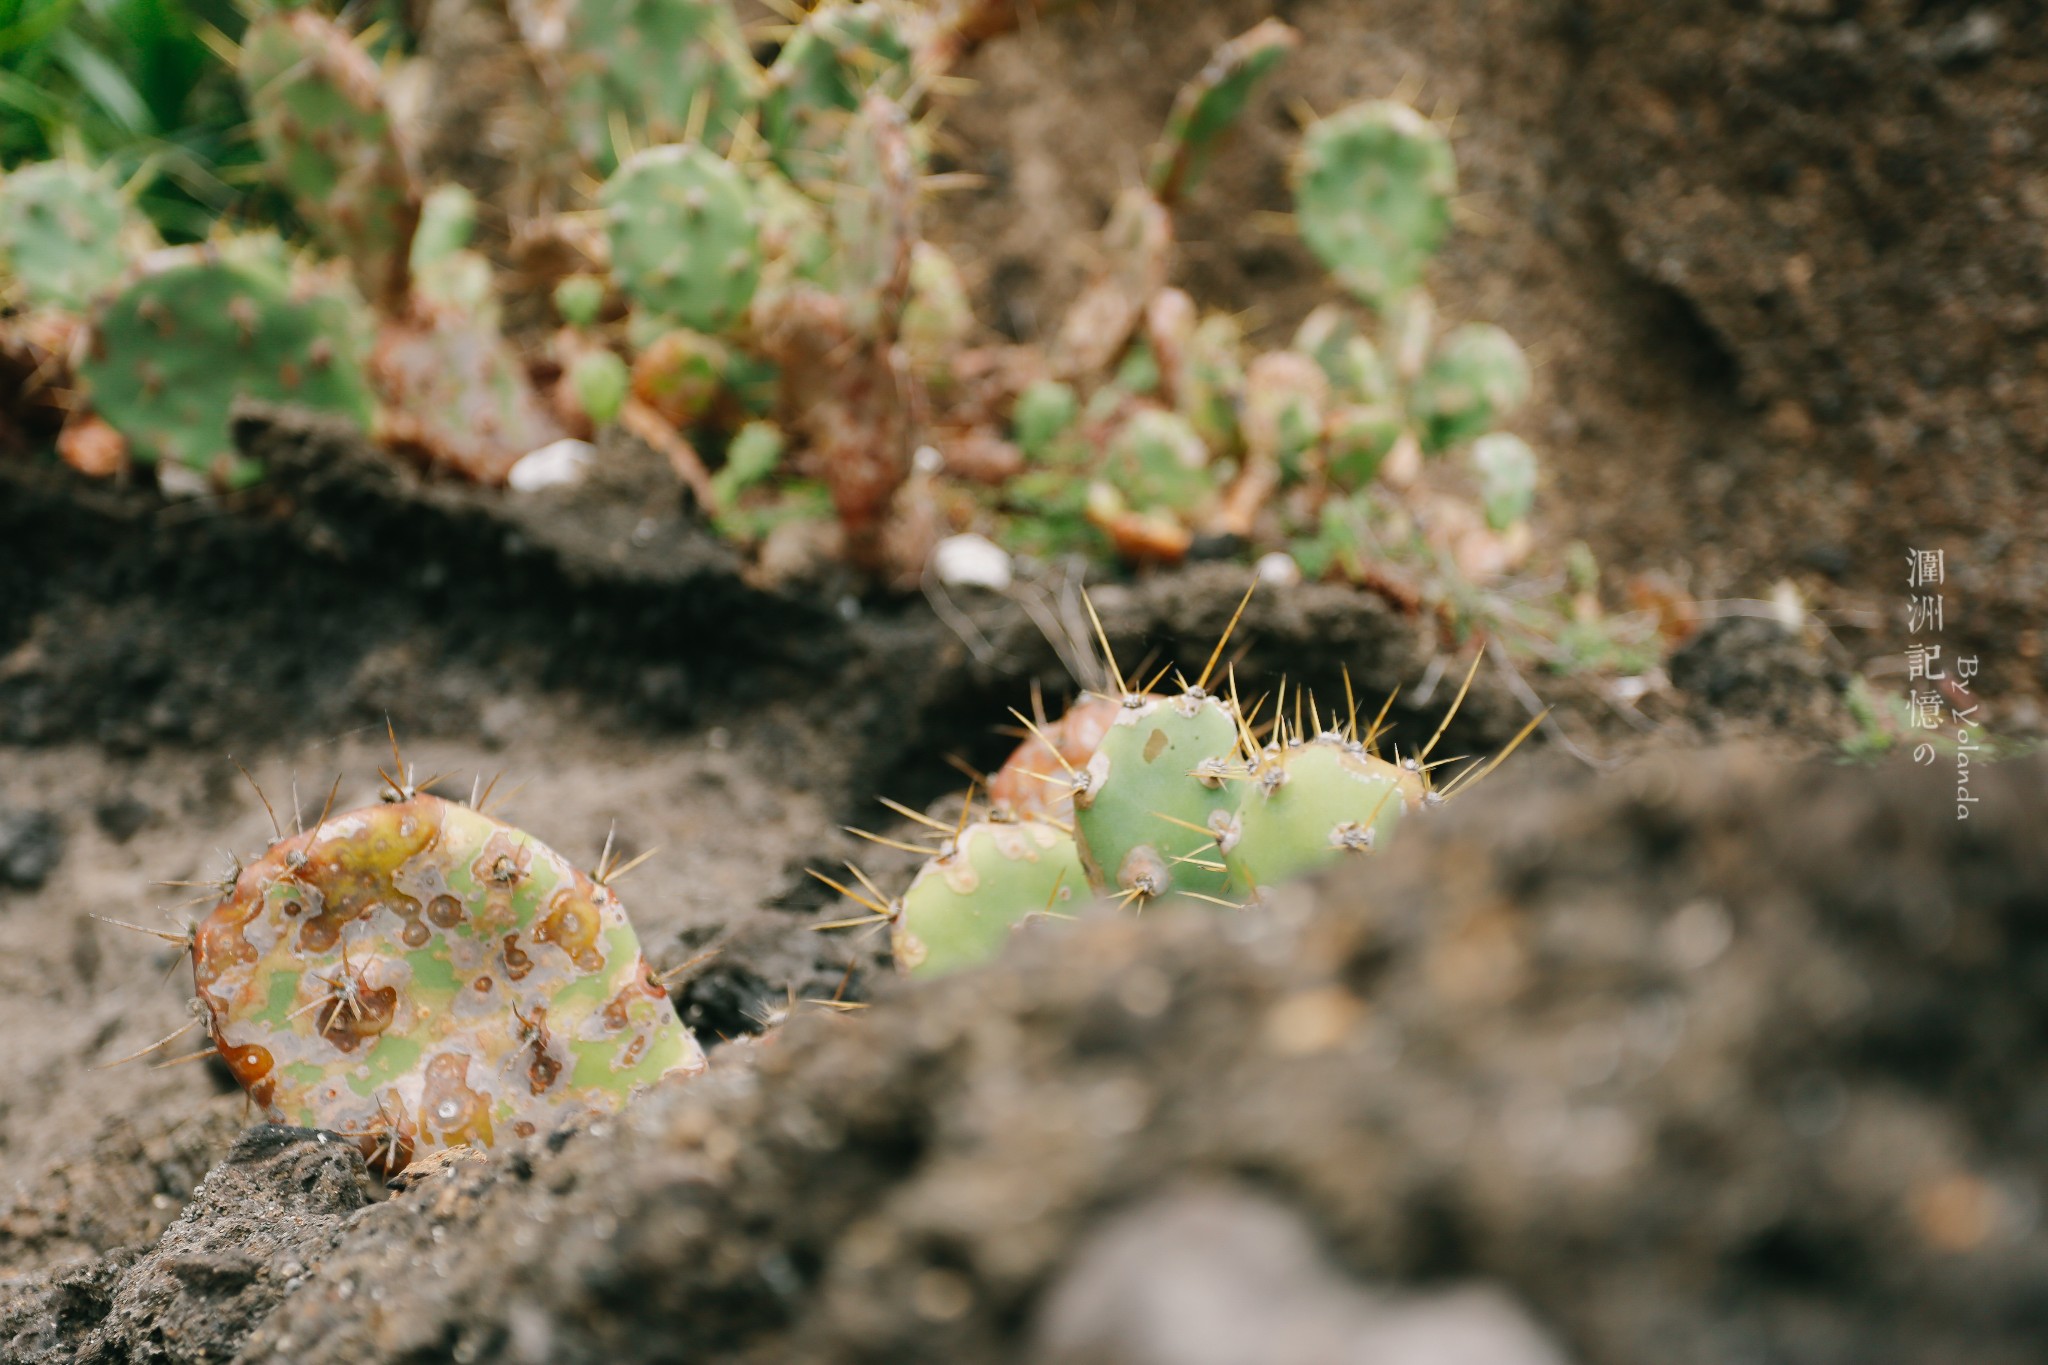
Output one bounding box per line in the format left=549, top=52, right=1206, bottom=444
left=1103, top=407, right=1215, bottom=514
left=191, top=793, right=704, bottom=1177
left=570, top=349, right=630, bottom=425
left=1226, top=736, right=1420, bottom=889
left=537, top=0, right=761, bottom=172
left=602, top=143, right=762, bottom=336
left=1471, top=432, right=1538, bottom=530
left=0, top=161, right=136, bottom=311
left=1012, top=380, right=1080, bottom=461
left=1410, top=322, right=1532, bottom=453
left=1323, top=404, right=1405, bottom=488
left=372, top=307, right=567, bottom=484
left=553, top=274, right=608, bottom=327
left=1072, top=690, right=1244, bottom=903
left=891, top=819, right=1086, bottom=975
left=81, top=253, right=375, bottom=479
left=761, top=1, right=916, bottom=187
left=1147, top=18, right=1298, bottom=205
left=709, top=418, right=786, bottom=513
left=1294, top=101, right=1455, bottom=312
left=239, top=10, right=420, bottom=313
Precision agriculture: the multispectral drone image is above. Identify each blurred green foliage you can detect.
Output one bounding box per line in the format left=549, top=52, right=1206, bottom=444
left=0, top=0, right=257, bottom=237
left=0, top=0, right=414, bottom=241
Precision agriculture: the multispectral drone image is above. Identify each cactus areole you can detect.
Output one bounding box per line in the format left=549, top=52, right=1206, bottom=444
left=190, top=793, right=703, bottom=1176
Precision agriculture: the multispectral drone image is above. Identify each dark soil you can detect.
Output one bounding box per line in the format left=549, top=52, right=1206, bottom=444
left=934, top=0, right=2048, bottom=718
left=6, top=748, right=2042, bottom=1364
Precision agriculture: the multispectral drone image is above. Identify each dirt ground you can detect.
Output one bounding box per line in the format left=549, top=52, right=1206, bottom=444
left=931, top=0, right=2048, bottom=721
left=2, top=1, right=2044, bottom=1361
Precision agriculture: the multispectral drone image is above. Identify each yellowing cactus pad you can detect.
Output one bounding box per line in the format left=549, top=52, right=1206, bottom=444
left=191, top=793, right=704, bottom=1176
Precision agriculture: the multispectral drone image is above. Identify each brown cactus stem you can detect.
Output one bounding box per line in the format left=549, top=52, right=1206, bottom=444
left=921, top=0, right=1076, bottom=75
left=617, top=398, right=718, bottom=511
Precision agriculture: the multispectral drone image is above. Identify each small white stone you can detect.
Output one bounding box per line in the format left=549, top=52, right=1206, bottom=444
left=933, top=532, right=1014, bottom=590
left=155, top=462, right=211, bottom=500
left=912, top=443, right=945, bottom=475
left=1254, top=551, right=1302, bottom=587
left=506, top=439, right=596, bottom=492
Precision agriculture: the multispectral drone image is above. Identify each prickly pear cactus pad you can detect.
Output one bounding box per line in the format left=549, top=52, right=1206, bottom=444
left=602, top=143, right=762, bottom=335
left=80, top=253, right=375, bottom=481
left=762, top=1, right=917, bottom=188
left=520, top=0, right=761, bottom=172
left=0, top=161, right=136, bottom=311
left=1071, top=689, right=1243, bottom=904
left=892, top=819, right=1085, bottom=976
left=1147, top=17, right=1298, bottom=205
left=1293, top=100, right=1456, bottom=312
left=1227, top=736, right=1424, bottom=889
left=190, top=793, right=704, bottom=1177
left=238, top=9, right=421, bottom=313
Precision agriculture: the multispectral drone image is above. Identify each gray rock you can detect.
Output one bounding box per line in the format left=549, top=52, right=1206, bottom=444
left=1031, top=1185, right=1573, bottom=1365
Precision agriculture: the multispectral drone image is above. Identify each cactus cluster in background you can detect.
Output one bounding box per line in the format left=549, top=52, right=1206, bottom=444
left=0, top=0, right=1545, bottom=604
left=132, top=753, right=703, bottom=1179
left=823, top=593, right=1541, bottom=977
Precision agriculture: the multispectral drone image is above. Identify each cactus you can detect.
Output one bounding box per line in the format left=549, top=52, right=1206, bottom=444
left=1100, top=406, right=1215, bottom=515
left=988, top=691, right=1123, bottom=818
left=1294, top=101, right=1455, bottom=312
left=1070, top=689, right=1243, bottom=904
left=1294, top=305, right=1393, bottom=405
left=80, top=249, right=376, bottom=484
left=891, top=818, right=1085, bottom=975
left=817, top=591, right=1550, bottom=976
left=1409, top=322, right=1531, bottom=453
left=1322, top=404, right=1405, bottom=488
left=0, top=161, right=138, bottom=311
left=630, top=329, right=729, bottom=429
left=832, top=95, right=920, bottom=336
left=1226, top=733, right=1423, bottom=889
left=708, top=418, right=786, bottom=522
left=1147, top=18, right=1298, bottom=206
left=553, top=274, right=608, bottom=328
left=569, top=349, right=631, bottom=425
left=1176, top=312, right=1248, bottom=453
left=372, top=305, right=567, bottom=484
left=752, top=95, right=921, bottom=569
left=517, top=0, right=762, bottom=173
left=761, top=1, right=918, bottom=189
left=1215, top=350, right=1328, bottom=537
left=238, top=9, right=421, bottom=314
left=602, top=143, right=763, bottom=337
left=1471, top=432, right=1538, bottom=531
left=753, top=166, right=836, bottom=292
left=189, top=786, right=703, bottom=1177
left=1011, top=379, right=1080, bottom=462
left=902, top=242, right=975, bottom=375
